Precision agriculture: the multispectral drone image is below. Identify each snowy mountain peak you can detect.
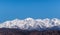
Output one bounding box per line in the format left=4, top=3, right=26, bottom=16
left=0, top=18, right=60, bottom=31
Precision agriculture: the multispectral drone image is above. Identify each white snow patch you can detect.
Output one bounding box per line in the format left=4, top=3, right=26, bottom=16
left=0, top=18, right=60, bottom=31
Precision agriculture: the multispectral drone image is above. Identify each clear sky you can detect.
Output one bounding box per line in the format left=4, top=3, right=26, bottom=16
left=0, top=0, right=60, bottom=22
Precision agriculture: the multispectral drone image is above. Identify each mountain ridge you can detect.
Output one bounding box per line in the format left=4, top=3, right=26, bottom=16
left=0, top=18, right=60, bottom=31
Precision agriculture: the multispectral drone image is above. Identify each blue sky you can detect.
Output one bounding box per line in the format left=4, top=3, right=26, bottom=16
left=0, top=0, right=60, bottom=22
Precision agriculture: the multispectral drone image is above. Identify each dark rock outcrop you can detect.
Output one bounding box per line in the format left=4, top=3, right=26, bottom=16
left=0, top=28, right=60, bottom=35
left=29, top=30, right=60, bottom=35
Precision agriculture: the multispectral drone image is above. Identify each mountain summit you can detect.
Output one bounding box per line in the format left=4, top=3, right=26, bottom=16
left=0, top=18, right=60, bottom=31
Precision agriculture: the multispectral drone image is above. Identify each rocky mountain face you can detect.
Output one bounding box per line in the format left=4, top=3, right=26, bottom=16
left=0, top=18, right=60, bottom=31
left=0, top=18, right=60, bottom=35
left=29, top=30, right=60, bottom=35
left=0, top=28, right=60, bottom=35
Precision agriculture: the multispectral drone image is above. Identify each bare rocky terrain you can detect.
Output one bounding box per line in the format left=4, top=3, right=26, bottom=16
left=0, top=28, right=60, bottom=35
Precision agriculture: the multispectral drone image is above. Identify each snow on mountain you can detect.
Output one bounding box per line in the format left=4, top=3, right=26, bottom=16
left=0, top=18, right=60, bottom=31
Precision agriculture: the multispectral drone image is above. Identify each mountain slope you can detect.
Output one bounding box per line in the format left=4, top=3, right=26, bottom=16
left=0, top=18, right=60, bottom=31
left=0, top=18, right=60, bottom=35
left=0, top=28, right=60, bottom=35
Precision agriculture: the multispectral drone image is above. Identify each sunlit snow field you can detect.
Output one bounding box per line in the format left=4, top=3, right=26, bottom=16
left=0, top=18, right=60, bottom=31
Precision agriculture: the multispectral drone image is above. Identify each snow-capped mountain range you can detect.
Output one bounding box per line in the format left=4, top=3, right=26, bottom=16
left=0, top=18, right=60, bottom=31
